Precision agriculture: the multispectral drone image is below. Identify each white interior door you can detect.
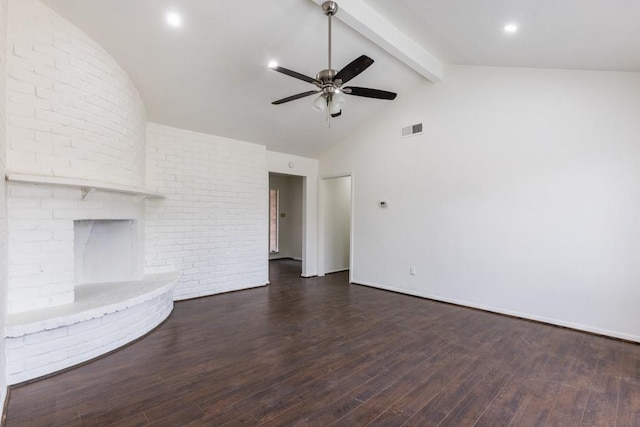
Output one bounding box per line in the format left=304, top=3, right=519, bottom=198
left=320, top=175, right=352, bottom=276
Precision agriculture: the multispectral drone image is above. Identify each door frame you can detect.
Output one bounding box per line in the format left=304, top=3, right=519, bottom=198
left=267, top=172, right=307, bottom=278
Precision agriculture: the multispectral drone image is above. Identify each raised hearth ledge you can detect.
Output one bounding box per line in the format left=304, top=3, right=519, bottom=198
left=5, top=173, right=165, bottom=199
left=7, top=273, right=178, bottom=337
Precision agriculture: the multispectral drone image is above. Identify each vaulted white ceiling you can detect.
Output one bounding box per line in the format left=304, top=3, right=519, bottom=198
left=41, top=0, right=640, bottom=158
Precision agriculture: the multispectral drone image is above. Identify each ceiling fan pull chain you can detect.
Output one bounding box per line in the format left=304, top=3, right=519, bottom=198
left=326, top=98, right=330, bottom=124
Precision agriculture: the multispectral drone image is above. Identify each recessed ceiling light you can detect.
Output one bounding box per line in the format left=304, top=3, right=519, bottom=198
left=268, top=60, right=278, bottom=69
left=504, top=23, right=518, bottom=33
left=166, top=11, right=182, bottom=28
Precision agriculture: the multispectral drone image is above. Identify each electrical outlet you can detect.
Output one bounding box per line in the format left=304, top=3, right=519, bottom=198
left=410, top=266, right=416, bottom=275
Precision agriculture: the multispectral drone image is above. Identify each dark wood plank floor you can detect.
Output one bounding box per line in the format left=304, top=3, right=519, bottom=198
left=6, top=259, right=640, bottom=426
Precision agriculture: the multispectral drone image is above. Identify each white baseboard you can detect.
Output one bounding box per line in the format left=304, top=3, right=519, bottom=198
left=351, top=279, right=640, bottom=344
left=174, top=282, right=268, bottom=301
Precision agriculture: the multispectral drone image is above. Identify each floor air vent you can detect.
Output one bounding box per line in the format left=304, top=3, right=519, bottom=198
left=402, top=123, right=423, bottom=138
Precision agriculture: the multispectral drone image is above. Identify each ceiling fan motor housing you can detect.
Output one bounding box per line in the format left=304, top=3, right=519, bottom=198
left=316, top=69, right=337, bottom=83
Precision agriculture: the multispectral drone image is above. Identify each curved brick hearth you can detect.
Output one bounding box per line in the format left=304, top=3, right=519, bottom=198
left=5, top=274, right=177, bottom=385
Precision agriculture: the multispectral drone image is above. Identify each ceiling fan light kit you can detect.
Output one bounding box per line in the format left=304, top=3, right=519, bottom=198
left=312, top=94, right=327, bottom=112
left=270, top=1, right=397, bottom=120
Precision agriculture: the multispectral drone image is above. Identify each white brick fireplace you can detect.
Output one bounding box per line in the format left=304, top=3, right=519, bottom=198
left=4, top=175, right=176, bottom=384
left=6, top=178, right=148, bottom=313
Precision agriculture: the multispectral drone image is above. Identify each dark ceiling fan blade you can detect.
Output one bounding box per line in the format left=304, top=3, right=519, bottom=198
left=271, top=66, right=320, bottom=85
left=343, top=86, right=397, bottom=100
left=333, top=55, right=374, bottom=84
left=331, top=110, right=342, bottom=118
left=272, top=90, right=320, bottom=105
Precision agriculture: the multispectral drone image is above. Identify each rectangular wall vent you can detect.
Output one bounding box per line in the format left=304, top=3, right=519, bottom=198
left=401, top=123, right=423, bottom=138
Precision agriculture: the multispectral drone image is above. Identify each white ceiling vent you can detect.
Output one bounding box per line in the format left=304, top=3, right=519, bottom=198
left=401, top=123, right=423, bottom=138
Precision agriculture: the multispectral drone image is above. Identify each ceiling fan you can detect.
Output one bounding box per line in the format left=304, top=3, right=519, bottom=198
left=269, top=1, right=397, bottom=118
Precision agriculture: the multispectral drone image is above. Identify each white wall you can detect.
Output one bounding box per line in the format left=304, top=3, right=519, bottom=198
left=145, top=123, right=268, bottom=299
left=269, top=174, right=303, bottom=261
left=6, top=0, right=147, bottom=187
left=267, top=151, right=318, bottom=277
left=320, top=65, right=640, bottom=342
left=322, top=176, right=351, bottom=274
left=0, top=0, right=9, bottom=416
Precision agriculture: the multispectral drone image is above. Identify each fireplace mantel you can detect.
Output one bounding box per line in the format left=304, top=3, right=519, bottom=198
left=6, top=173, right=165, bottom=200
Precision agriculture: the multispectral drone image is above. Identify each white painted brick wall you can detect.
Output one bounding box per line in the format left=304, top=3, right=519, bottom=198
left=7, top=182, right=144, bottom=313
left=6, top=0, right=146, bottom=188
left=5, top=289, right=174, bottom=385
left=145, top=123, right=268, bottom=299
left=0, top=0, right=9, bottom=416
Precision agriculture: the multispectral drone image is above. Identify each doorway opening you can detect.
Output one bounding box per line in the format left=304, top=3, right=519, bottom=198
left=268, top=173, right=304, bottom=276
